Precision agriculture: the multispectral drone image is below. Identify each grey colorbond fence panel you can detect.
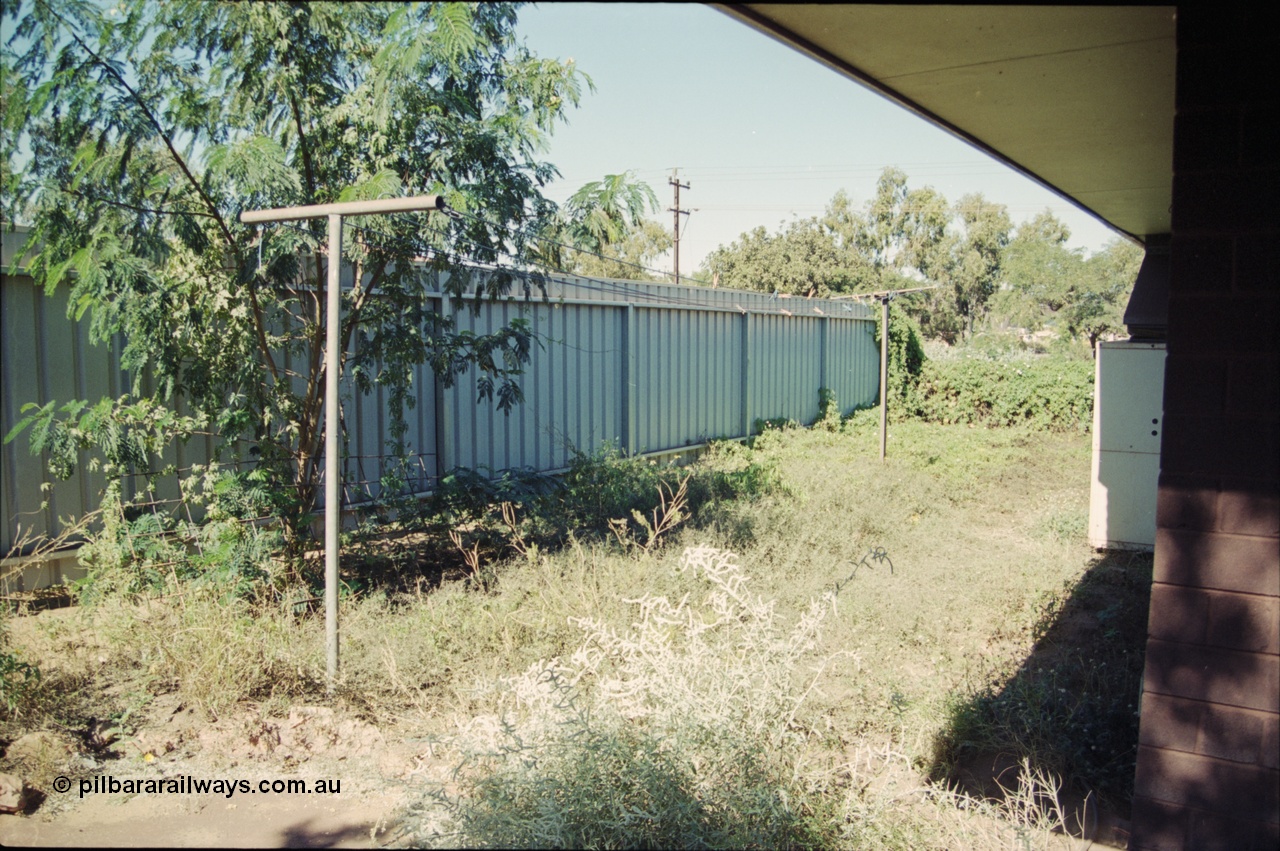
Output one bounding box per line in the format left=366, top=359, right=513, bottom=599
left=34, top=283, right=88, bottom=540
left=2, top=273, right=52, bottom=555
left=632, top=305, right=743, bottom=454
left=1, top=271, right=133, bottom=554
left=749, top=313, right=825, bottom=426
left=827, top=317, right=880, bottom=414
left=426, top=283, right=879, bottom=470
left=442, top=297, right=625, bottom=474
left=0, top=270, right=233, bottom=555
left=3, top=238, right=879, bottom=556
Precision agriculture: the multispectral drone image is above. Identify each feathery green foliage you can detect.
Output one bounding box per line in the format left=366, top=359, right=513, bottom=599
left=3, top=0, right=588, bottom=550
left=552, top=170, right=671, bottom=281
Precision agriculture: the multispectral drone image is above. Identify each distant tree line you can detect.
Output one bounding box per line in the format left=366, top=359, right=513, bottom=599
left=695, top=167, right=1143, bottom=349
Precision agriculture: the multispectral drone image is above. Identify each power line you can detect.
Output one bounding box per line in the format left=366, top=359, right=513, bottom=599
left=62, top=189, right=219, bottom=219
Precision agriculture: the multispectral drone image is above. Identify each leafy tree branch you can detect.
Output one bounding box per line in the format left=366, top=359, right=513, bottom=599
left=3, top=0, right=593, bottom=553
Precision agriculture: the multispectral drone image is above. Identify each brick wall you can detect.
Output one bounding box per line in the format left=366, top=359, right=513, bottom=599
left=1129, top=4, right=1280, bottom=849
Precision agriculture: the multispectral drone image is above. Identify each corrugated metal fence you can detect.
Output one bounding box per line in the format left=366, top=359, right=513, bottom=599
left=2, top=228, right=879, bottom=556
left=405, top=277, right=879, bottom=482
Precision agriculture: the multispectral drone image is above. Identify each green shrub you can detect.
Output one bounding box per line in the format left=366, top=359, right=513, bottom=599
left=814, top=387, right=843, bottom=431
left=76, top=484, right=192, bottom=601
left=559, top=443, right=671, bottom=531
left=912, top=356, right=1093, bottom=431
left=401, top=443, right=782, bottom=580
left=76, top=466, right=287, bottom=603
left=428, top=466, right=562, bottom=524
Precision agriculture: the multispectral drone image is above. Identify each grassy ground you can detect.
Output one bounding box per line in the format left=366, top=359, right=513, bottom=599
left=1, top=412, right=1151, bottom=848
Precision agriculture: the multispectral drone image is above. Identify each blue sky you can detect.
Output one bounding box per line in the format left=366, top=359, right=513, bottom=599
left=515, top=3, right=1128, bottom=280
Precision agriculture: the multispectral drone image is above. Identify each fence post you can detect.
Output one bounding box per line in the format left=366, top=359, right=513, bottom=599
left=741, top=310, right=752, bottom=437
left=623, top=303, right=637, bottom=455
left=819, top=315, right=830, bottom=401
left=435, top=292, right=451, bottom=481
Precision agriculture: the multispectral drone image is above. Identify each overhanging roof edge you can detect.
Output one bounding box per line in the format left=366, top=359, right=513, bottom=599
left=714, top=3, right=1147, bottom=247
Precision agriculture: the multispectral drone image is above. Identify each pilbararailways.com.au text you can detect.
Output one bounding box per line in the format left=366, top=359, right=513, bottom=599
left=69, top=775, right=341, bottom=799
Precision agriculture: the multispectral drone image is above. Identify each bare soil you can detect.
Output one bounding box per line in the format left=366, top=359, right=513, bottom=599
left=0, top=687, right=436, bottom=848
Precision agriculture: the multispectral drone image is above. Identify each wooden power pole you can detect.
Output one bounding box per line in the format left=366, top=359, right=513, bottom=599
left=669, top=171, right=691, bottom=285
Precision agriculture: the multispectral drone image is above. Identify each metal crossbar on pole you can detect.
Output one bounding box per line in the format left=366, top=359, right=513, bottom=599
left=239, top=195, right=447, bottom=689
left=240, top=195, right=446, bottom=224
left=837, top=285, right=940, bottom=461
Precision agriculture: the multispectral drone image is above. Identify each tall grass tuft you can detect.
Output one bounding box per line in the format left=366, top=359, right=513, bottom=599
left=413, top=546, right=840, bottom=849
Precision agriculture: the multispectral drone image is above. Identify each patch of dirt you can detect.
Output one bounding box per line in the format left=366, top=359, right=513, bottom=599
left=0, top=694, right=443, bottom=848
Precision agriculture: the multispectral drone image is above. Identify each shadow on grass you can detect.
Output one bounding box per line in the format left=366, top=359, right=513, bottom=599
left=927, top=549, right=1153, bottom=839
left=338, top=445, right=778, bottom=595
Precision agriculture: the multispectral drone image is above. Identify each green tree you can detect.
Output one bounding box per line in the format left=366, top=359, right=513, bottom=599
left=565, top=218, right=672, bottom=282
left=700, top=191, right=877, bottom=296
left=700, top=218, right=864, bottom=297
left=561, top=172, right=658, bottom=257
left=3, top=0, right=590, bottom=547
left=992, top=212, right=1142, bottom=351
left=992, top=210, right=1084, bottom=332
left=855, top=167, right=953, bottom=289
left=850, top=168, right=965, bottom=341
left=700, top=171, right=964, bottom=302
left=697, top=169, right=1018, bottom=345
left=947, top=193, right=1012, bottom=338
left=1068, top=239, right=1144, bottom=350
left=549, top=171, right=672, bottom=281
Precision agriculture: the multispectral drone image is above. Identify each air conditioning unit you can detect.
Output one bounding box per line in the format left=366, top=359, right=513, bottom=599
left=1088, top=340, right=1166, bottom=550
